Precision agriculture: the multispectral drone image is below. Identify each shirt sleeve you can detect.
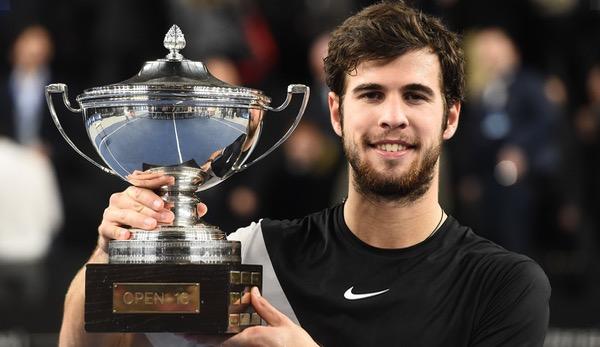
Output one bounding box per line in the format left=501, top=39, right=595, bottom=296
left=470, top=260, right=551, bottom=347
left=227, top=220, right=301, bottom=324
left=226, top=221, right=261, bottom=257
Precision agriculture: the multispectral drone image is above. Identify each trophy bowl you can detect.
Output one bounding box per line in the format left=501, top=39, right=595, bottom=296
left=45, top=25, right=309, bottom=333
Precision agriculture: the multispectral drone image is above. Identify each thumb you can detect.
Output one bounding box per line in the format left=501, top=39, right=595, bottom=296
left=196, top=202, right=208, bottom=217
left=251, top=287, right=289, bottom=327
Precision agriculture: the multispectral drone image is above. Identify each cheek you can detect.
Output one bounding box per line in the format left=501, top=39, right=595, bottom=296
left=414, top=106, right=446, bottom=135
left=345, top=110, right=375, bottom=135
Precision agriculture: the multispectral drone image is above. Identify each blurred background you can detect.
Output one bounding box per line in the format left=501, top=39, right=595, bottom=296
left=0, top=0, right=599, bottom=345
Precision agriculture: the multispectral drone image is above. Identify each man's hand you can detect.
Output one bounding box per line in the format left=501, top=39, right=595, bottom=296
left=96, top=170, right=207, bottom=257
left=223, top=287, right=319, bottom=347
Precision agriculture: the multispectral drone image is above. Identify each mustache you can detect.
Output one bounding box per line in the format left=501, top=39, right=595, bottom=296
left=362, top=131, right=420, bottom=147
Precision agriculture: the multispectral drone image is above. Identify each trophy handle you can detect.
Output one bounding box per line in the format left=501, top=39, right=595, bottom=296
left=45, top=83, right=119, bottom=177
left=235, top=84, right=310, bottom=172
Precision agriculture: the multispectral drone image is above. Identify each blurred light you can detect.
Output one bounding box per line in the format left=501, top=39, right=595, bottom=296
left=530, top=0, right=577, bottom=16
left=482, top=112, right=511, bottom=140
left=495, top=160, right=518, bottom=186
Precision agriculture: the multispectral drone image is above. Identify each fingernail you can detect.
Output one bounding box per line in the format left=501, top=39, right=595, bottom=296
left=153, top=200, right=163, bottom=209
left=252, top=286, right=261, bottom=297
left=119, top=230, right=130, bottom=239
left=160, top=211, right=173, bottom=221
left=144, top=218, right=155, bottom=227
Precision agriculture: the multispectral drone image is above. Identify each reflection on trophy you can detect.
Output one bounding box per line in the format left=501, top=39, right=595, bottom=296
left=45, top=25, right=309, bottom=333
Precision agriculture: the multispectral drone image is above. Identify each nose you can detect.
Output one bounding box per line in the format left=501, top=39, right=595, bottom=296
left=378, top=96, right=409, bottom=130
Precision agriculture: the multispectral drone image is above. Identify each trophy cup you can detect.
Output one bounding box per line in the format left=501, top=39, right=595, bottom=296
left=45, top=25, right=309, bottom=333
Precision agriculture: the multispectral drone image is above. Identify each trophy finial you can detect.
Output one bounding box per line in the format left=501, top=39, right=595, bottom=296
left=164, top=24, right=186, bottom=61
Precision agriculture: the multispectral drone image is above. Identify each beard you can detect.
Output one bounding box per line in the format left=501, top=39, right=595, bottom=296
left=343, top=132, right=441, bottom=204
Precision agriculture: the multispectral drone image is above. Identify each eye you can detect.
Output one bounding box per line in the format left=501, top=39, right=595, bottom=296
left=359, top=91, right=384, bottom=102
left=404, top=92, right=428, bottom=104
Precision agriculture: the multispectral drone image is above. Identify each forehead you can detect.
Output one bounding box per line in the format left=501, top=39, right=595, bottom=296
left=347, top=49, right=442, bottom=94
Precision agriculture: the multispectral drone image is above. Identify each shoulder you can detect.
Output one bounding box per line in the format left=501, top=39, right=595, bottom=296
left=227, top=205, right=338, bottom=249
left=476, top=250, right=550, bottom=308
left=260, top=206, right=337, bottom=229
left=462, top=228, right=549, bottom=294
left=226, top=217, right=306, bottom=244
left=260, top=205, right=339, bottom=240
left=486, top=251, right=550, bottom=304
left=445, top=218, right=550, bottom=305
left=450, top=223, right=551, bottom=344
left=254, top=206, right=341, bottom=261
left=227, top=221, right=261, bottom=242
left=468, top=253, right=551, bottom=344
left=447, top=219, right=539, bottom=271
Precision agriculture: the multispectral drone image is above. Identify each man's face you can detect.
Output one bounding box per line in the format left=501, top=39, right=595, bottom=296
left=328, top=49, right=460, bottom=203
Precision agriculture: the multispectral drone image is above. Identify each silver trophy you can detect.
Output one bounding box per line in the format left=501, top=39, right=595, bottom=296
left=45, top=25, right=308, bottom=333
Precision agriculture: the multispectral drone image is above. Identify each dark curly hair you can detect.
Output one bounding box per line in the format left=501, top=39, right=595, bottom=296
left=324, top=1, right=464, bottom=109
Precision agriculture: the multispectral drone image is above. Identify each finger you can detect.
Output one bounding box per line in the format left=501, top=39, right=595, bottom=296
left=127, top=170, right=170, bottom=187
left=250, top=287, right=289, bottom=327
left=128, top=174, right=175, bottom=189
left=117, top=186, right=165, bottom=211
left=103, top=206, right=158, bottom=230
left=129, top=170, right=165, bottom=178
left=98, top=221, right=131, bottom=241
left=98, top=222, right=130, bottom=254
left=110, top=191, right=174, bottom=223
left=97, top=235, right=109, bottom=254
left=128, top=170, right=175, bottom=181
left=229, top=290, right=251, bottom=314
left=197, top=202, right=208, bottom=217
left=222, top=326, right=270, bottom=347
left=178, top=334, right=228, bottom=345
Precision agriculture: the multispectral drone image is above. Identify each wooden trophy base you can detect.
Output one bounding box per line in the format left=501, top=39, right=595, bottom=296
left=85, top=264, right=262, bottom=333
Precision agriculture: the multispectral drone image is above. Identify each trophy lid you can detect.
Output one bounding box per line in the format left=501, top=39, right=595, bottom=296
left=76, top=25, right=270, bottom=109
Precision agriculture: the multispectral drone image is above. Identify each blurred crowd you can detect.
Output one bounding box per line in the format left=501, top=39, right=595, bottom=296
left=1, top=0, right=600, bottom=334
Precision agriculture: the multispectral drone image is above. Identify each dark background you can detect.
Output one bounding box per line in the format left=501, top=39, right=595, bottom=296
left=1, top=0, right=600, bottom=345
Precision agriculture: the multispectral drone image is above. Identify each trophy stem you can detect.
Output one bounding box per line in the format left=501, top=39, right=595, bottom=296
left=160, top=189, right=201, bottom=227
left=148, top=165, right=218, bottom=229
left=108, top=165, right=237, bottom=264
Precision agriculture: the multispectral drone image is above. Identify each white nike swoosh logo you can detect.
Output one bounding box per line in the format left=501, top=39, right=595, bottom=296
left=343, top=286, right=390, bottom=300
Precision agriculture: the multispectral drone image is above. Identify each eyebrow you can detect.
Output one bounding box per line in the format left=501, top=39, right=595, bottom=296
left=351, top=83, right=384, bottom=94
left=351, top=83, right=436, bottom=97
left=403, top=83, right=435, bottom=97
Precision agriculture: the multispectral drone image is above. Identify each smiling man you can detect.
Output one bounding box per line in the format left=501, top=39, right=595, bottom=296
left=60, top=2, right=550, bottom=346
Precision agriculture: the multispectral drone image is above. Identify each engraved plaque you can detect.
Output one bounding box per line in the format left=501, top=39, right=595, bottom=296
left=113, top=283, right=200, bottom=314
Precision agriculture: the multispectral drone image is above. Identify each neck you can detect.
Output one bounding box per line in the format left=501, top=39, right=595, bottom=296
left=343, top=167, right=444, bottom=249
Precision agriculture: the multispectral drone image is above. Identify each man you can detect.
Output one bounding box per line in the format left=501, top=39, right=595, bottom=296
left=1, top=25, right=54, bottom=148
left=454, top=28, right=559, bottom=254
left=59, top=2, right=550, bottom=346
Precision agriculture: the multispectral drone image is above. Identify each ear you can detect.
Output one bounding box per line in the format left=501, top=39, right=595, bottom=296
left=328, top=92, right=343, bottom=137
left=442, top=102, right=461, bottom=140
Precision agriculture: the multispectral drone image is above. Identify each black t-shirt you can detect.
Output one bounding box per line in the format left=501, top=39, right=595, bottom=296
left=258, top=204, right=550, bottom=347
